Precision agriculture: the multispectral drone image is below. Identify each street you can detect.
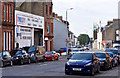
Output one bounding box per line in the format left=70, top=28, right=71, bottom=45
left=1, top=55, right=120, bottom=77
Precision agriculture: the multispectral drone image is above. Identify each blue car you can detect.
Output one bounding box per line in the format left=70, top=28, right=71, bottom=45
left=65, top=52, right=100, bottom=75
left=105, top=48, right=119, bottom=63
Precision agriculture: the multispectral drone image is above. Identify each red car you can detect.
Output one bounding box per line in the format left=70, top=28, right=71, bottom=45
left=45, top=51, right=59, bottom=61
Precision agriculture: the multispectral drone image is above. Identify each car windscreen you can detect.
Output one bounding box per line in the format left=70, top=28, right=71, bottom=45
left=16, top=51, right=22, bottom=55
left=28, top=46, right=36, bottom=53
left=45, top=52, right=53, bottom=54
left=70, top=53, right=92, bottom=60
left=95, top=53, right=105, bottom=58
left=105, top=49, right=118, bottom=54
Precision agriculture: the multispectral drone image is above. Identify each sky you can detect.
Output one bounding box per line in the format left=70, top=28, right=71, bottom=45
left=52, top=0, right=119, bottom=38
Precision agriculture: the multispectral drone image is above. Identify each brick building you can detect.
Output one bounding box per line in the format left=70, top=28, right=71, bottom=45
left=16, top=0, right=53, bottom=51
left=0, top=1, right=14, bottom=52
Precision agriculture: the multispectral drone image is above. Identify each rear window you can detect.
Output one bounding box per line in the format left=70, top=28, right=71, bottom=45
left=105, top=49, right=118, bottom=54
left=28, top=46, right=36, bottom=53
left=95, top=53, right=106, bottom=58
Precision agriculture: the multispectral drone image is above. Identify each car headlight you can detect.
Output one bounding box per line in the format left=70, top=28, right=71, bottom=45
left=16, top=57, right=19, bottom=59
left=31, top=53, right=34, bottom=57
left=85, top=62, right=92, bottom=66
left=66, top=62, right=70, bottom=65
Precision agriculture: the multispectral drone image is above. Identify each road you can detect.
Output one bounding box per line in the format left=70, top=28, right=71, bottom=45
left=1, top=55, right=120, bottom=77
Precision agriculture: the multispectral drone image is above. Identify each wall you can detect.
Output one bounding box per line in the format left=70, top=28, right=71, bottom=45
left=53, top=18, right=68, bottom=51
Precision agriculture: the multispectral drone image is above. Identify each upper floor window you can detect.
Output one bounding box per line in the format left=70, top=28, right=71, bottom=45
left=47, top=23, right=50, bottom=34
left=46, top=5, right=48, bottom=15
left=6, top=5, right=8, bottom=22
left=4, top=4, right=6, bottom=21
left=9, top=5, right=11, bottom=22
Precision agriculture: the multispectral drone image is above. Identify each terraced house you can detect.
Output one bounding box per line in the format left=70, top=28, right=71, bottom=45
left=0, top=0, right=15, bottom=52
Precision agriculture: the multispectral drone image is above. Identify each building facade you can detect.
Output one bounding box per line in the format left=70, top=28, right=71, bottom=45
left=15, top=10, right=44, bottom=48
left=16, top=0, right=53, bottom=51
left=53, top=15, right=68, bottom=51
left=0, top=1, right=14, bottom=52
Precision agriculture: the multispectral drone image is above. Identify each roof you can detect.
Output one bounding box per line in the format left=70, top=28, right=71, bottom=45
left=76, top=51, right=94, bottom=54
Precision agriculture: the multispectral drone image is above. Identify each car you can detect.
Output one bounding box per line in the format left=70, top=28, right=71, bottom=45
left=45, top=51, right=59, bottom=61
left=12, top=50, right=31, bottom=65
left=59, top=48, right=66, bottom=53
left=0, top=52, right=13, bottom=67
left=65, top=52, right=100, bottom=75
left=105, top=48, right=119, bottom=63
left=70, top=49, right=79, bottom=56
left=28, top=46, right=45, bottom=62
left=94, top=52, right=112, bottom=70
left=106, top=52, right=118, bottom=67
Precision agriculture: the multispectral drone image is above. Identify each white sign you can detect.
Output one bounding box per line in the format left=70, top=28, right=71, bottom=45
left=15, top=10, right=44, bottom=29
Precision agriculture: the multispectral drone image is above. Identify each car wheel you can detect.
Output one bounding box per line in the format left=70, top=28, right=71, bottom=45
left=10, top=60, right=13, bottom=66
left=109, top=62, right=112, bottom=69
left=116, top=61, right=119, bottom=66
left=52, top=56, right=54, bottom=61
left=65, top=71, right=70, bottom=75
left=0, top=61, right=4, bottom=67
left=20, top=60, right=24, bottom=65
left=97, top=65, right=100, bottom=73
left=28, top=59, right=31, bottom=64
left=57, top=56, right=59, bottom=60
left=35, top=57, right=39, bottom=63
left=91, top=67, right=95, bottom=76
left=113, top=61, right=115, bottom=67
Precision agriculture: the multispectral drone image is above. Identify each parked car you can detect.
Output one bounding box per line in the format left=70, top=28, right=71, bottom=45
left=105, top=48, right=119, bottom=63
left=106, top=52, right=118, bottom=67
left=28, top=46, right=45, bottom=62
left=70, top=49, right=79, bottom=56
left=0, top=51, right=13, bottom=67
left=12, top=50, right=31, bottom=65
left=65, top=52, right=100, bottom=75
left=59, top=48, right=66, bottom=53
left=45, top=51, right=59, bottom=61
left=94, top=52, right=112, bottom=70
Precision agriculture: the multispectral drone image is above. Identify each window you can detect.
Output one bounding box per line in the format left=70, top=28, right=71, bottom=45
left=6, top=32, right=8, bottom=50
left=9, top=5, right=11, bottom=22
left=4, top=4, right=6, bottom=21
left=47, top=23, right=50, bottom=34
left=46, top=5, right=48, bottom=15
left=4, top=32, right=6, bottom=50
left=9, top=32, right=11, bottom=50
left=7, top=5, right=8, bottom=21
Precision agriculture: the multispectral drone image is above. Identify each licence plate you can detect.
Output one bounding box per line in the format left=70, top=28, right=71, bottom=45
left=73, top=68, right=81, bottom=71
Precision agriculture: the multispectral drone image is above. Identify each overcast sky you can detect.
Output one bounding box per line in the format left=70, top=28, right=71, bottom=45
left=52, top=0, right=119, bottom=38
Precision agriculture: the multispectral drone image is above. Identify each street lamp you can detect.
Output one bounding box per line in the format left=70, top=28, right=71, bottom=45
left=66, top=8, right=73, bottom=55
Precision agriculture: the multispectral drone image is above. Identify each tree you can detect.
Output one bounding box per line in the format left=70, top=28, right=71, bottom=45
left=78, top=34, right=90, bottom=46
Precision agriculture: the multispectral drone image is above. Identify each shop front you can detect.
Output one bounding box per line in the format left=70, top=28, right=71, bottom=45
left=15, top=10, right=44, bottom=48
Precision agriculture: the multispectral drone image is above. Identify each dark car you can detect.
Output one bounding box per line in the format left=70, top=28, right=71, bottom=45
left=65, top=52, right=100, bottom=75
left=12, top=50, right=31, bottom=65
left=28, top=46, right=45, bottom=62
left=0, top=52, right=13, bottom=67
left=95, top=52, right=112, bottom=70
left=105, top=48, right=119, bottom=63
left=45, top=51, right=59, bottom=61
left=106, top=52, right=118, bottom=67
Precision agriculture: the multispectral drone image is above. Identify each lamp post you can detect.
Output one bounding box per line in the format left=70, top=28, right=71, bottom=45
left=66, top=8, right=73, bottom=55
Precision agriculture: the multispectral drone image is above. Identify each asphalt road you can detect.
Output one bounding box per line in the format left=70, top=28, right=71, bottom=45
left=1, top=55, right=120, bottom=77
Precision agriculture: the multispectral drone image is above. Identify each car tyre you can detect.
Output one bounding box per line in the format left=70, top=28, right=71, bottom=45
left=28, top=59, right=31, bottom=64
left=10, top=60, right=13, bottom=66
left=97, top=65, right=100, bottom=73
left=0, top=61, right=4, bottom=67
left=65, top=71, right=70, bottom=75
left=52, top=56, right=54, bottom=61
left=91, top=67, right=95, bottom=76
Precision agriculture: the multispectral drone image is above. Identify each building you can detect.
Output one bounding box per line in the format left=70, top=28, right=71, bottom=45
left=16, top=0, right=53, bottom=51
left=52, top=13, right=68, bottom=51
left=0, top=1, right=14, bottom=52
left=15, top=10, right=44, bottom=48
